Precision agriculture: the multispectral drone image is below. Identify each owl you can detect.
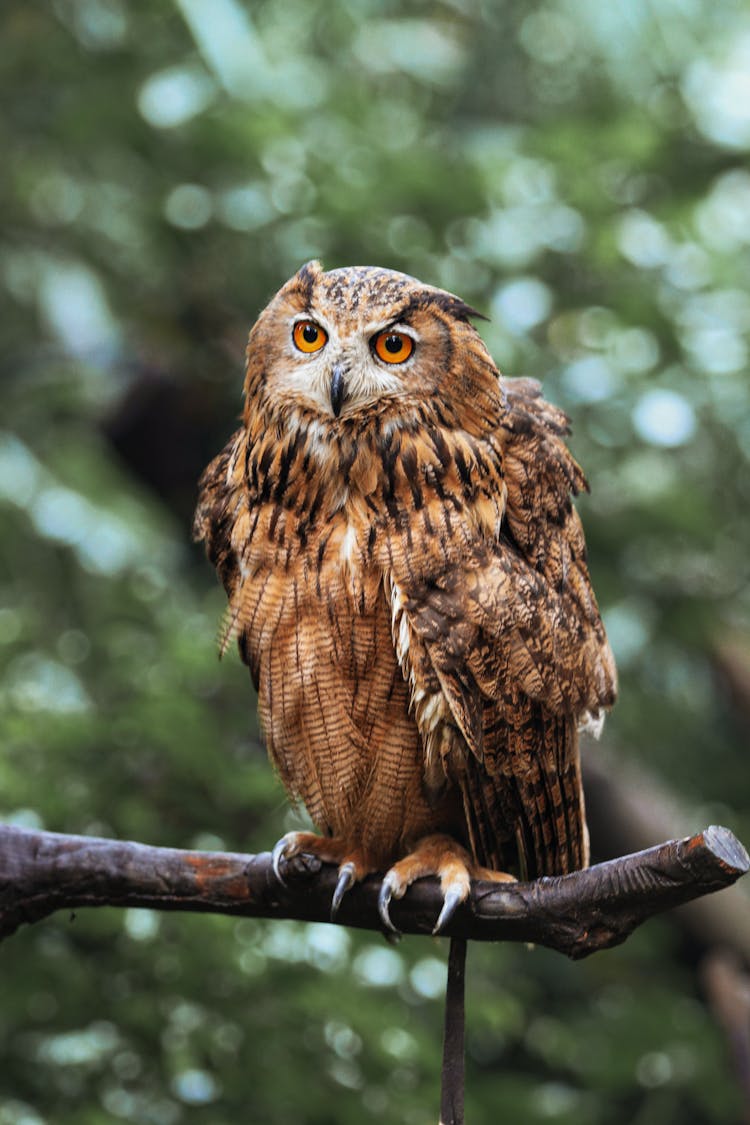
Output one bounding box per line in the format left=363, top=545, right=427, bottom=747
left=194, top=261, right=616, bottom=933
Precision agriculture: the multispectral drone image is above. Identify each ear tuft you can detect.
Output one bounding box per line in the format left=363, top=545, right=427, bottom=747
left=421, top=289, right=488, bottom=323
left=294, top=259, right=323, bottom=302
left=407, top=288, right=490, bottom=324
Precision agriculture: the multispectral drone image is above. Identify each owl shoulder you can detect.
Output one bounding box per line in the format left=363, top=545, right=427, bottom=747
left=499, top=377, right=588, bottom=568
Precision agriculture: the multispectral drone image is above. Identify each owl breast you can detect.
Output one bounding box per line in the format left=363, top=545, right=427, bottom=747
left=223, top=449, right=454, bottom=867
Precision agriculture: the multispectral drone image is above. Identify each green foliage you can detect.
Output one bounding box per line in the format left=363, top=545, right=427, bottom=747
left=1, top=0, right=748, bottom=1121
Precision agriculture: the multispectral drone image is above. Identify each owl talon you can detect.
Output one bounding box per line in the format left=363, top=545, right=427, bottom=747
left=271, top=831, right=305, bottom=885
left=272, top=838, right=289, bottom=885
left=378, top=873, right=402, bottom=935
left=433, top=885, right=465, bottom=935
left=331, top=862, right=356, bottom=919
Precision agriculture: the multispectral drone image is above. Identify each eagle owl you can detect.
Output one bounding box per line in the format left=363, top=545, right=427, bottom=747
left=194, top=261, right=616, bottom=933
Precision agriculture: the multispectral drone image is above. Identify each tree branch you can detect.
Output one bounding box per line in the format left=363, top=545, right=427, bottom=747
left=0, top=824, right=746, bottom=959
left=583, top=749, right=750, bottom=960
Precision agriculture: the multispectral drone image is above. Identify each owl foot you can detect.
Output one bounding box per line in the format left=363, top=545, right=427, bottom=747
left=271, top=831, right=319, bottom=885
left=270, top=831, right=369, bottom=920
left=378, top=833, right=516, bottom=936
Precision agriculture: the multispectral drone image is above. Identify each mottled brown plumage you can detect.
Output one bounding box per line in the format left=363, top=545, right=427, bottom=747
left=194, top=261, right=616, bottom=927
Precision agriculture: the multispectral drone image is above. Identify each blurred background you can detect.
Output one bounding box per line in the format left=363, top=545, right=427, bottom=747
left=2, top=1, right=750, bottom=1122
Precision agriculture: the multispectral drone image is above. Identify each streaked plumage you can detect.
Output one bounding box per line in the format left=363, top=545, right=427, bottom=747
left=194, top=261, right=616, bottom=926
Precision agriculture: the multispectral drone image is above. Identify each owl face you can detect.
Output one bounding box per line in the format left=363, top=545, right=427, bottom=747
left=245, top=260, right=485, bottom=422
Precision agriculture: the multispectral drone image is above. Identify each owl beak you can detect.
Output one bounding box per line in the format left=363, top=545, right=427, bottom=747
left=330, top=364, right=348, bottom=417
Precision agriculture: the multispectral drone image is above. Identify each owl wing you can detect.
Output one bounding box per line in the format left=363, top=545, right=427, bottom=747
left=386, top=378, right=616, bottom=878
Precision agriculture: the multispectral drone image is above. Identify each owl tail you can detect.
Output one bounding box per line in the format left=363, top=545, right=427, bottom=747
left=461, top=709, right=588, bottom=880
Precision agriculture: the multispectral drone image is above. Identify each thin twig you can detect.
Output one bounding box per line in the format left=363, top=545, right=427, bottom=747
left=441, top=936, right=467, bottom=1125
left=0, top=824, right=747, bottom=956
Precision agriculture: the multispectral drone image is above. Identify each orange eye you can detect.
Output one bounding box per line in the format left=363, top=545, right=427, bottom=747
left=293, top=320, right=327, bottom=353
left=373, top=330, right=414, bottom=364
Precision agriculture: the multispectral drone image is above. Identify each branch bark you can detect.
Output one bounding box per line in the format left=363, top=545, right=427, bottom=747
left=583, top=748, right=750, bottom=961
left=1, top=824, right=746, bottom=957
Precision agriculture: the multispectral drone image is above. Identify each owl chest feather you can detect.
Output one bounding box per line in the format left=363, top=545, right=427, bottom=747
left=232, top=493, right=428, bottom=844
left=229, top=415, right=508, bottom=715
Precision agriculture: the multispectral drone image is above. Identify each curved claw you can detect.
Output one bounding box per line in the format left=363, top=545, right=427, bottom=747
left=330, top=862, right=356, bottom=919
left=271, top=834, right=294, bottom=886
left=432, top=885, right=465, bottom=935
left=378, top=874, right=401, bottom=935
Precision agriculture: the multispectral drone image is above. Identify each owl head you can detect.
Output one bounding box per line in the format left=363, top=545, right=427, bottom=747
left=243, top=261, right=495, bottom=426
